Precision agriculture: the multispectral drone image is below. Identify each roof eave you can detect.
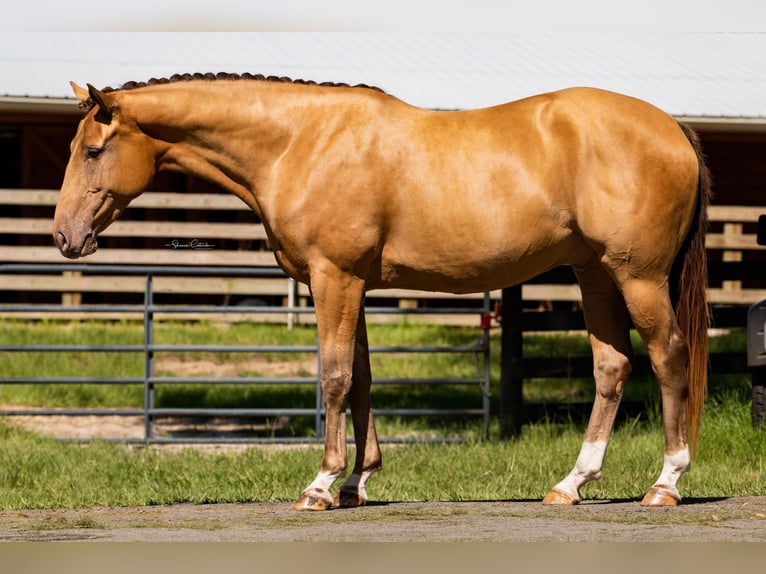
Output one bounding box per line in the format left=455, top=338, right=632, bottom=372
left=675, top=116, right=766, bottom=133
left=0, top=96, right=81, bottom=115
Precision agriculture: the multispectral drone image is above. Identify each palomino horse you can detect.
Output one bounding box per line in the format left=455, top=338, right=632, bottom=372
left=54, top=74, right=711, bottom=510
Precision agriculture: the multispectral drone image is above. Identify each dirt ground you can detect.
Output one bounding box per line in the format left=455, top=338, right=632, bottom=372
left=1, top=496, right=765, bottom=542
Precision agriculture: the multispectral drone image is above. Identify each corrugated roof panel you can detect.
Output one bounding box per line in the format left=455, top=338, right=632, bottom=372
left=1, top=32, right=764, bottom=118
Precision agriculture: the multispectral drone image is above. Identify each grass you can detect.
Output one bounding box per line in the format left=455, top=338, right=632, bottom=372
left=0, top=422, right=319, bottom=509
left=0, top=397, right=763, bottom=509
left=0, top=318, right=764, bottom=509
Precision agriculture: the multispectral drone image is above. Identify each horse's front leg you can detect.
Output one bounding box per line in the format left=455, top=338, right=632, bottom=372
left=291, top=268, right=366, bottom=511
left=334, top=306, right=382, bottom=508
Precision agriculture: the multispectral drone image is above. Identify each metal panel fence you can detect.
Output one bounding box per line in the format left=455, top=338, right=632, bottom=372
left=0, top=263, right=492, bottom=444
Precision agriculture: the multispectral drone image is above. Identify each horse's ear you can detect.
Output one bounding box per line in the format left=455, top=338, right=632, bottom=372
left=86, top=83, right=117, bottom=124
left=70, top=81, right=90, bottom=105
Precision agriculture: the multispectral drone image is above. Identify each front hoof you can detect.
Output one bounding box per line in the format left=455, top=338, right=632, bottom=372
left=291, top=491, right=333, bottom=511
left=542, top=488, right=580, bottom=505
left=640, top=486, right=681, bottom=507
left=333, top=489, right=368, bottom=509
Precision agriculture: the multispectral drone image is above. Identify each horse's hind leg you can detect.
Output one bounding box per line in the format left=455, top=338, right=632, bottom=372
left=619, top=277, right=692, bottom=506
left=334, top=307, right=383, bottom=508
left=544, top=260, right=633, bottom=505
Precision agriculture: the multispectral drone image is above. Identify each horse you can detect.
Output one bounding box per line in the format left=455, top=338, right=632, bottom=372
left=53, top=73, right=711, bottom=510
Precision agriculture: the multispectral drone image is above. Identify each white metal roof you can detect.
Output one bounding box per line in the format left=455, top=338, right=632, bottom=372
left=1, top=32, right=765, bottom=119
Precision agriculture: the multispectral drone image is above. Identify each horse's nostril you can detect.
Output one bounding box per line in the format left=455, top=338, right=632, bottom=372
left=55, top=230, right=69, bottom=250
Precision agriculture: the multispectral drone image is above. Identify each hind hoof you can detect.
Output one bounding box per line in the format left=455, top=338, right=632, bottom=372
left=640, top=486, right=681, bottom=507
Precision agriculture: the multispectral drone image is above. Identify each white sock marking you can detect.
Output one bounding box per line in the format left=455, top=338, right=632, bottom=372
left=653, top=447, right=690, bottom=497
left=340, top=469, right=378, bottom=501
left=304, top=470, right=343, bottom=496
left=551, top=440, right=608, bottom=501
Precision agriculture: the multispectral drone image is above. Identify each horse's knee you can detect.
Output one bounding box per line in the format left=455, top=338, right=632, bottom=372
left=593, top=350, right=631, bottom=400
left=320, top=368, right=352, bottom=406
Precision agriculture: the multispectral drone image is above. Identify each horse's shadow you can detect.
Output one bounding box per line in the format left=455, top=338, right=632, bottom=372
left=339, top=496, right=730, bottom=509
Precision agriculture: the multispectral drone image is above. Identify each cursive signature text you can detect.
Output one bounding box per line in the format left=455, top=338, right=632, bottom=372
left=165, top=238, right=216, bottom=250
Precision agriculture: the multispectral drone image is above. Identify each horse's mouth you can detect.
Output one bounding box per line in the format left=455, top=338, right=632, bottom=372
left=80, top=234, right=98, bottom=257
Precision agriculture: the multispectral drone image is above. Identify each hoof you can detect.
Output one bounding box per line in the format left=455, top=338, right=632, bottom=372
left=333, top=489, right=368, bottom=509
left=542, top=488, right=580, bottom=505
left=640, top=486, right=681, bottom=507
left=291, top=491, right=333, bottom=511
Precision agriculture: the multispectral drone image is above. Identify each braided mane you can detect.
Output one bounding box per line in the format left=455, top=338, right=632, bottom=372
left=79, top=72, right=384, bottom=110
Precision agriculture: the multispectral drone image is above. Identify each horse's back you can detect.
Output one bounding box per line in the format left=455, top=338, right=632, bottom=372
left=370, top=87, right=698, bottom=291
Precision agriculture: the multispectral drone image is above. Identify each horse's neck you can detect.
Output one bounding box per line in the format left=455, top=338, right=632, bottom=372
left=127, top=83, right=295, bottom=212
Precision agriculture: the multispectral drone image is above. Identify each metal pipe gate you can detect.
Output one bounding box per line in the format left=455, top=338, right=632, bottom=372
left=0, top=264, right=492, bottom=444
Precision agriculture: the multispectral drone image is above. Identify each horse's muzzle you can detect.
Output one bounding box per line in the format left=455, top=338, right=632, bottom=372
left=53, top=227, right=97, bottom=259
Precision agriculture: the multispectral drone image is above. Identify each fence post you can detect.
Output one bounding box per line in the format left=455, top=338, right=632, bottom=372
left=61, top=270, right=82, bottom=306
left=499, top=285, right=524, bottom=438
left=143, top=273, right=155, bottom=441
left=723, top=222, right=743, bottom=293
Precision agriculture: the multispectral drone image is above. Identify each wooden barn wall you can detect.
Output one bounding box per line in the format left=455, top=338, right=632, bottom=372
left=702, top=131, right=766, bottom=207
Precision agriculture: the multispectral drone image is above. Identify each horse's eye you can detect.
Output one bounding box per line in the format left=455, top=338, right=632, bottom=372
left=85, top=146, right=103, bottom=159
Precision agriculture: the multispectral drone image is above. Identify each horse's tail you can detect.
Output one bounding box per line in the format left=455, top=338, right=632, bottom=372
left=673, top=122, right=712, bottom=458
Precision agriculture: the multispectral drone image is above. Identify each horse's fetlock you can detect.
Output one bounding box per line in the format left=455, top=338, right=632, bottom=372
left=574, top=463, right=602, bottom=482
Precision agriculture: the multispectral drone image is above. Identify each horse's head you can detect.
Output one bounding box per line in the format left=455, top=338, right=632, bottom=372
left=53, top=82, right=157, bottom=259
